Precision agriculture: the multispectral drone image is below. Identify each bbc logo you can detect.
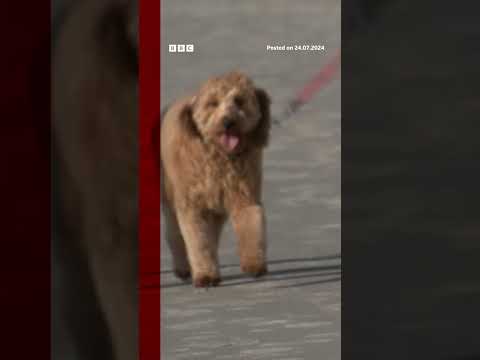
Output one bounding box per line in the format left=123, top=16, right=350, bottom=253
left=169, top=44, right=194, bottom=53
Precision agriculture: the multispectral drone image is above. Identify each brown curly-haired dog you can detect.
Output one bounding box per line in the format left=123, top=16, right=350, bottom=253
left=161, top=71, right=271, bottom=287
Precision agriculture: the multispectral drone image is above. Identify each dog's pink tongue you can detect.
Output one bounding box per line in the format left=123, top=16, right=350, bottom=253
left=221, top=134, right=239, bottom=151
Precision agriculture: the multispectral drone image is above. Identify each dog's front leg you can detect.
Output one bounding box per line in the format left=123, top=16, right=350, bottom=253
left=231, top=205, right=268, bottom=277
left=163, top=205, right=191, bottom=280
left=176, top=210, right=222, bottom=287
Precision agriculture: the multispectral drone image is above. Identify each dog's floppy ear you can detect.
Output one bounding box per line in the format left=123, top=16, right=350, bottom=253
left=178, top=98, right=201, bottom=138
left=252, top=88, right=271, bottom=147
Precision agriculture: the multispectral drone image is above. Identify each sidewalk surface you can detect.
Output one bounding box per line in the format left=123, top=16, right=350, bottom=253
left=161, top=1, right=341, bottom=359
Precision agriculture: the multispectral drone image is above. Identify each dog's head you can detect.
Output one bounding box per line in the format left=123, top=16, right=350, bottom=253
left=180, top=71, right=271, bottom=155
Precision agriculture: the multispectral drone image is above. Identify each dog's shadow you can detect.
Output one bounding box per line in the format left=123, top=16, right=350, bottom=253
left=157, top=254, right=341, bottom=289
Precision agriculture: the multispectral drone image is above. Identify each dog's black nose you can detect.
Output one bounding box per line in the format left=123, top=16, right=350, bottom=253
left=223, top=118, right=235, bottom=130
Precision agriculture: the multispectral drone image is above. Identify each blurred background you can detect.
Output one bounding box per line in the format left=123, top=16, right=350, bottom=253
left=161, top=1, right=341, bottom=359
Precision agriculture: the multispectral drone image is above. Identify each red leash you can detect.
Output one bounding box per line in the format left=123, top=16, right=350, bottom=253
left=274, top=50, right=341, bottom=126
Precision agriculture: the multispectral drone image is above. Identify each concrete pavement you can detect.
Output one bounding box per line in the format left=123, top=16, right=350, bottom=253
left=161, top=1, right=341, bottom=359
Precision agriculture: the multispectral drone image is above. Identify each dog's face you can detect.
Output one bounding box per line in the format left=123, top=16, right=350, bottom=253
left=182, top=71, right=271, bottom=154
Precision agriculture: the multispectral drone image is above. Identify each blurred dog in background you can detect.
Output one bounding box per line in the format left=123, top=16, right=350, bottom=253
left=52, top=1, right=138, bottom=360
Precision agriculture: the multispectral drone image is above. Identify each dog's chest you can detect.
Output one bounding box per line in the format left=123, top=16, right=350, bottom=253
left=186, top=154, right=257, bottom=212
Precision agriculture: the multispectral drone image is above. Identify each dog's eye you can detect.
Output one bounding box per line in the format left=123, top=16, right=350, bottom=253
left=234, top=96, right=244, bottom=107
left=207, top=99, right=218, bottom=108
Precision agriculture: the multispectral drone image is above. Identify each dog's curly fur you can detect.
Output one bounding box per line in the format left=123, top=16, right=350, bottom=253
left=161, top=71, right=271, bottom=287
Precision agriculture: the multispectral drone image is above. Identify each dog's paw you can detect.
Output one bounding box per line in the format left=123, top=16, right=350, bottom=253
left=193, top=273, right=222, bottom=288
left=241, top=262, right=268, bottom=278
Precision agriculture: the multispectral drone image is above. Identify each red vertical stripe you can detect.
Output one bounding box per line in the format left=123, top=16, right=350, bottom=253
left=139, top=0, right=161, bottom=359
